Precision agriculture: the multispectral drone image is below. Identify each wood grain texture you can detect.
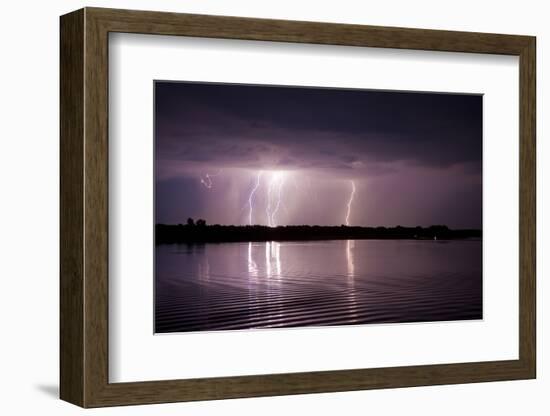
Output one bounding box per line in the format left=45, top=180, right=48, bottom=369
left=59, top=7, right=537, bottom=408
left=518, top=38, right=536, bottom=375
left=83, top=10, right=110, bottom=406
left=59, top=8, right=84, bottom=407
left=88, top=7, right=532, bottom=54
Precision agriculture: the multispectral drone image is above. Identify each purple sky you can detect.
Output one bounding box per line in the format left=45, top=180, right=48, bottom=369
left=155, top=81, right=482, bottom=228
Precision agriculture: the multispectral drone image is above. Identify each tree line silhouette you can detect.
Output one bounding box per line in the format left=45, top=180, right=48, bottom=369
left=156, top=219, right=481, bottom=245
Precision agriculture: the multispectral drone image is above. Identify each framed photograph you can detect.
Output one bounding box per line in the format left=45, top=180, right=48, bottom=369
left=60, top=7, right=536, bottom=407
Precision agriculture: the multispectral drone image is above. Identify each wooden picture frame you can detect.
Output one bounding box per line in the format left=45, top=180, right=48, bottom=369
left=60, top=7, right=536, bottom=408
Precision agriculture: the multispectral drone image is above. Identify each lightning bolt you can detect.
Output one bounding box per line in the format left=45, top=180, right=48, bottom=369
left=345, top=180, right=356, bottom=226
left=247, top=171, right=263, bottom=225
left=265, top=172, right=286, bottom=227
left=266, top=177, right=273, bottom=227
left=200, top=170, right=221, bottom=189
left=271, top=177, right=285, bottom=227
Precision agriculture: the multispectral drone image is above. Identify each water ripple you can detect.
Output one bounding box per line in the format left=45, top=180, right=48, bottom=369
left=155, top=240, right=482, bottom=333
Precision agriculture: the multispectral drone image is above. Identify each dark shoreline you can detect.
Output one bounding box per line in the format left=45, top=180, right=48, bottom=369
left=155, top=224, right=481, bottom=245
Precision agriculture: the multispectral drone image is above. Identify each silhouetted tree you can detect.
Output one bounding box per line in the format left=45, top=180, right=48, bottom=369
left=155, top=223, right=480, bottom=245
left=187, top=217, right=195, bottom=226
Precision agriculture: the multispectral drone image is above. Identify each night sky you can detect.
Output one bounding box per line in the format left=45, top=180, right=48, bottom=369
left=155, top=81, right=482, bottom=229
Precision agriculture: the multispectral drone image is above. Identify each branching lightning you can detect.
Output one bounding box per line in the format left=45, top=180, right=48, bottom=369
left=247, top=171, right=263, bottom=225
left=200, top=170, right=354, bottom=227
left=195, top=169, right=362, bottom=227
left=200, top=170, right=221, bottom=189
left=345, top=180, right=356, bottom=226
left=271, top=177, right=285, bottom=227
left=265, top=177, right=273, bottom=226
left=265, top=172, right=286, bottom=227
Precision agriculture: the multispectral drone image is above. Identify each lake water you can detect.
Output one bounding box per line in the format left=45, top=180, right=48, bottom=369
left=155, top=239, right=482, bottom=333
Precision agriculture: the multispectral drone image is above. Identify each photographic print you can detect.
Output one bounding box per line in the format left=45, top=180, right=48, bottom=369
left=154, top=81, right=482, bottom=334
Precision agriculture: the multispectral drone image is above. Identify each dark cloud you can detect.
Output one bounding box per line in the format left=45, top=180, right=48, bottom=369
left=155, top=81, right=482, bottom=176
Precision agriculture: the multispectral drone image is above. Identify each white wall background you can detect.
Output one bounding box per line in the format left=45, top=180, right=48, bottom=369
left=0, top=0, right=545, bottom=414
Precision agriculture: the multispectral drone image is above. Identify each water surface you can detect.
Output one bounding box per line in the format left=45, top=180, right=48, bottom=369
left=155, top=239, right=482, bottom=333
